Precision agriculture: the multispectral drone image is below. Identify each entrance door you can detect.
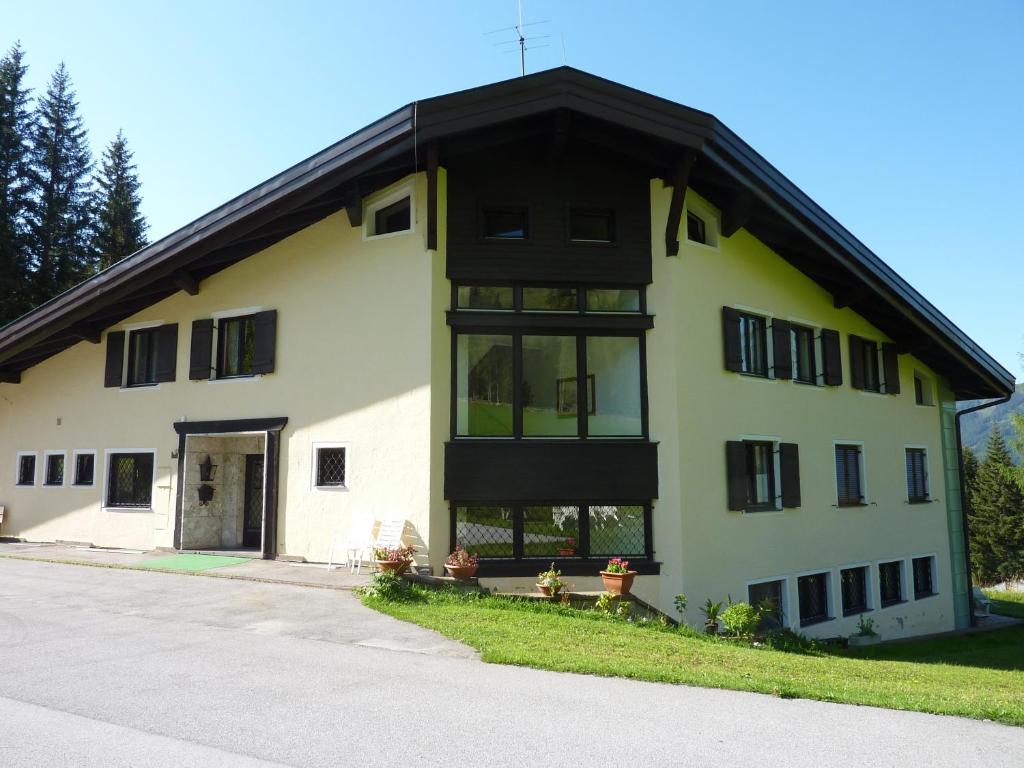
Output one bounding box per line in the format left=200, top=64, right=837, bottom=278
left=242, top=454, right=265, bottom=548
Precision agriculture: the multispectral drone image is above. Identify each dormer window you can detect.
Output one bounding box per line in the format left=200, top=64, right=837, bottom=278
left=483, top=206, right=527, bottom=239
left=569, top=209, right=614, bottom=243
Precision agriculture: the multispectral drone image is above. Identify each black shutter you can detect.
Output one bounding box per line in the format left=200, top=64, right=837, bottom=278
left=821, top=329, right=842, bottom=386
left=722, top=307, right=742, bottom=372
left=780, top=443, right=801, bottom=508
left=882, top=343, right=900, bottom=394
left=154, top=324, right=178, bottom=383
left=848, top=335, right=865, bottom=390
left=771, top=319, right=792, bottom=380
left=189, top=319, right=214, bottom=380
left=104, top=331, right=125, bottom=387
left=726, top=441, right=747, bottom=511
left=252, top=309, right=277, bottom=375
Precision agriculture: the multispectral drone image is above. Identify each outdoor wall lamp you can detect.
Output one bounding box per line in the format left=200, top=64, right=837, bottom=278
left=198, top=455, right=218, bottom=482
left=197, top=484, right=215, bottom=506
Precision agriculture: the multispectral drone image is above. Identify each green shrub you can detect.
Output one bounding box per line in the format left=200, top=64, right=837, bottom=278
left=721, top=601, right=761, bottom=637
left=361, top=571, right=417, bottom=602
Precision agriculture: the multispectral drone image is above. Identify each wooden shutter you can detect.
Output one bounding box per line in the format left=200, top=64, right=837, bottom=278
left=189, top=319, right=214, bottom=380
left=722, top=307, right=742, bottom=372
left=771, top=319, right=792, bottom=380
left=104, top=331, right=125, bottom=387
left=154, top=324, right=178, bottom=383
left=726, top=441, right=747, bottom=511
left=881, top=343, right=900, bottom=394
left=848, top=335, right=865, bottom=390
left=820, top=329, right=842, bottom=385
left=252, top=310, right=277, bottom=375
left=779, top=443, right=801, bottom=508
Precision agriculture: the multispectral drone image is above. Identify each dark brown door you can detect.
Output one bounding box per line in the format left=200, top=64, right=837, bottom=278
left=242, top=454, right=264, bottom=548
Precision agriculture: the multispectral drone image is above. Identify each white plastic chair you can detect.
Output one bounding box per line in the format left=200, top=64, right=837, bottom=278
left=327, top=513, right=374, bottom=573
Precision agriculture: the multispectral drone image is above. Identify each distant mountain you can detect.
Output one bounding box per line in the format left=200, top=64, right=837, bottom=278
left=960, top=384, right=1023, bottom=464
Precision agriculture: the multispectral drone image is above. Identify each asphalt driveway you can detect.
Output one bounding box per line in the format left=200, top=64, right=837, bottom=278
left=0, top=557, right=1020, bottom=767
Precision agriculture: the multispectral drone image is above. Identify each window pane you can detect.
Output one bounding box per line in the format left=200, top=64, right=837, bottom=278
left=373, top=197, right=410, bottom=235
left=522, top=335, right=578, bottom=437
left=746, top=442, right=774, bottom=507
left=841, top=567, right=869, bottom=615
left=18, top=455, right=35, bottom=485
left=792, top=326, right=816, bottom=384
left=522, top=287, right=578, bottom=312
left=523, top=505, right=579, bottom=558
left=906, top=449, right=927, bottom=500
left=219, top=317, right=256, bottom=377
left=128, top=329, right=158, bottom=386
left=74, top=454, right=94, bottom=485
left=569, top=210, right=614, bottom=242
left=45, top=454, right=64, bottom=485
left=585, top=289, right=640, bottom=313
left=798, top=573, right=830, bottom=625
left=482, top=207, right=526, bottom=239
left=739, top=315, right=766, bottom=376
left=316, top=448, right=346, bottom=486
left=913, top=557, right=934, bottom=598
left=456, top=334, right=514, bottom=436
left=586, top=336, right=642, bottom=436
left=863, top=341, right=880, bottom=391
left=748, top=580, right=785, bottom=629
left=457, top=286, right=514, bottom=311
left=836, top=446, right=862, bottom=505
left=456, top=505, right=514, bottom=558
left=879, top=561, right=902, bottom=606
left=686, top=211, right=706, bottom=244
left=588, top=505, right=645, bottom=556
left=107, top=453, right=153, bottom=508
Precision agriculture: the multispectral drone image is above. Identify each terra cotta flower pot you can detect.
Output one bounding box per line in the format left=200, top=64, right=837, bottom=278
left=444, top=563, right=479, bottom=580
left=600, top=570, right=637, bottom=595
left=537, top=583, right=561, bottom=597
left=376, top=559, right=408, bottom=574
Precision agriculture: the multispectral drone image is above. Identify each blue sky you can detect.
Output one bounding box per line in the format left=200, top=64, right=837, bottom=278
left=6, top=1, right=1023, bottom=379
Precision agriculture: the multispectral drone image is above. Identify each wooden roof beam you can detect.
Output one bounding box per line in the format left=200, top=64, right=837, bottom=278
left=664, top=149, right=698, bottom=257
left=67, top=321, right=102, bottom=344
left=0, top=370, right=21, bottom=384
left=173, top=270, right=200, bottom=296
left=721, top=189, right=753, bottom=238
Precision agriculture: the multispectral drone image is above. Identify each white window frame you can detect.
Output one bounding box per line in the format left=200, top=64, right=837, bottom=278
left=363, top=182, right=415, bottom=241
left=42, top=450, right=67, bottom=488
left=838, top=561, right=874, bottom=616
left=71, top=449, right=97, bottom=488
left=102, top=448, right=158, bottom=512
left=311, top=442, right=349, bottom=492
left=746, top=575, right=789, bottom=628
left=904, top=444, right=931, bottom=503
left=913, top=370, right=936, bottom=407
left=833, top=440, right=868, bottom=506
left=910, top=553, right=939, bottom=600
left=795, top=568, right=834, bottom=627
left=785, top=316, right=826, bottom=388
left=875, top=557, right=908, bottom=608
left=683, top=194, right=720, bottom=250
left=15, top=451, right=38, bottom=487
left=737, top=433, right=783, bottom=512
left=731, top=304, right=777, bottom=381
left=117, top=320, right=167, bottom=391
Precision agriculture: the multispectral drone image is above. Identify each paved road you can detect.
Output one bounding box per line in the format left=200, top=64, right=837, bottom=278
left=0, top=558, right=1020, bottom=767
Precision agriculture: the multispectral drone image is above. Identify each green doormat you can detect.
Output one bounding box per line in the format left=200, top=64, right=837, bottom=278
left=134, top=554, right=250, bottom=572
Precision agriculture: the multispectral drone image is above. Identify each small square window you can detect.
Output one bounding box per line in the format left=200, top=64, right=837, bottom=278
left=906, top=448, right=929, bottom=502
left=315, top=447, right=346, bottom=487
left=686, top=211, right=706, bottom=244
left=569, top=209, right=614, bottom=243
left=372, top=197, right=411, bottom=236
left=840, top=566, right=870, bottom=616
left=835, top=444, right=864, bottom=506
left=912, top=556, right=936, bottom=599
left=17, top=454, right=36, bottom=486
left=797, top=572, right=831, bottom=626
left=791, top=325, right=817, bottom=385
left=44, top=454, right=65, bottom=486
left=74, top=453, right=95, bottom=486
left=879, top=561, right=904, bottom=607
left=482, top=207, right=527, bottom=239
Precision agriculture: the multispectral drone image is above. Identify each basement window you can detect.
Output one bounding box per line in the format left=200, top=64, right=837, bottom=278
left=16, top=453, right=37, bottom=486
left=879, top=560, right=905, bottom=607
left=73, top=451, right=96, bottom=486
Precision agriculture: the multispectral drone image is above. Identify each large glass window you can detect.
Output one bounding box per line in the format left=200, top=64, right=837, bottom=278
left=522, top=287, right=578, bottom=312
left=523, top=505, right=580, bottom=558
left=588, top=505, right=645, bottom=556
left=456, top=286, right=514, bottom=311
left=127, top=327, right=161, bottom=386
left=455, top=505, right=516, bottom=558
left=522, top=335, right=578, bottom=437
left=217, top=316, right=256, bottom=378
left=586, top=288, right=640, bottom=313
left=456, top=334, right=514, bottom=436
left=586, top=336, right=642, bottom=437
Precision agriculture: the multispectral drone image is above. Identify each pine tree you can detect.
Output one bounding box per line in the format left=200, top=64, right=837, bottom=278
left=0, top=42, right=33, bottom=326
left=962, top=446, right=979, bottom=504
left=968, top=425, right=1024, bottom=585
left=92, top=130, right=147, bottom=270
left=26, top=62, right=94, bottom=304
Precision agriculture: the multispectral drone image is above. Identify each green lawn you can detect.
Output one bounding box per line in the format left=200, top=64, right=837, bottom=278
left=363, top=587, right=1024, bottom=726
left=986, top=588, right=1024, bottom=619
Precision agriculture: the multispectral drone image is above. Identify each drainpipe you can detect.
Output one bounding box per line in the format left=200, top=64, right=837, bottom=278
left=954, top=392, right=1013, bottom=627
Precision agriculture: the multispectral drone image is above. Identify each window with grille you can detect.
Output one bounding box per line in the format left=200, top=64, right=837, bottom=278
left=906, top=448, right=928, bottom=502
left=835, top=444, right=864, bottom=506
left=73, top=453, right=95, bottom=486
left=217, top=316, right=256, bottom=378
left=912, top=556, right=935, bottom=599
left=797, top=572, right=831, bottom=626
left=17, top=454, right=36, bottom=486
left=315, top=447, right=346, bottom=487
left=879, top=561, right=904, bottom=606
left=44, top=454, right=65, bottom=486
left=840, top=566, right=870, bottom=615
left=748, top=579, right=786, bottom=630
left=106, top=453, right=154, bottom=508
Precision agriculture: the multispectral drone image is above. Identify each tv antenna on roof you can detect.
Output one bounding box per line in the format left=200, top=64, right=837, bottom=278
left=485, top=0, right=550, bottom=77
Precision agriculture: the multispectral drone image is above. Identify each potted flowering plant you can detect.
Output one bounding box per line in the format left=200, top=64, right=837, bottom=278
left=558, top=537, right=577, bottom=557
left=536, top=563, right=565, bottom=596
left=444, top=546, right=480, bottom=580
left=373, top=543, right=415, bottom=574
left=600, top=557, right=638, bottom=596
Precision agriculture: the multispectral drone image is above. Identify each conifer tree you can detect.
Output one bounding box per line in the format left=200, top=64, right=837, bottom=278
left=26, top=62, right=94, bottom=304
left=0, top=42, right=33, bottom=325
left=92, top=130, right=147, bottom=270
left=962, top=446, right=979, bottom=505
left=968, top=425, right=1024, bottom=585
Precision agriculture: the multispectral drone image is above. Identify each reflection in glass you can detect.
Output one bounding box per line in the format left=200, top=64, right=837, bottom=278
left=456, top=335, right=514, bottom=436
left=522, top=335, right=578, bottom=436
left=586, top=336, right=642, bottom=436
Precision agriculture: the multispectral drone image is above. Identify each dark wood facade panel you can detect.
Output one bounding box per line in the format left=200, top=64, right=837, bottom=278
left=444, top=440, right=658, bottom=501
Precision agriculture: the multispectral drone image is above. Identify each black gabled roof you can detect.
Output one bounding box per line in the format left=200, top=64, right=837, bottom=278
left=0, top=66, right=1013, bottom=398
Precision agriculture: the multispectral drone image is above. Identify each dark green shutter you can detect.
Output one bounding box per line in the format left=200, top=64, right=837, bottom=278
left=882, top=343, right=900, bottom=394
left=104, top=331, right=125, bottom=387
left=771, top=319, right=792, bottom=380
left=722, top=307, right=742, bottom=372
left=155, top=324, right=178, bottom=383
left=726, top=441, right=747, bottom=511
left=849, top=335, right=865, bottom=390
left=780, top=443, right=801, bottom=508
left=252, top=310, right=277, bottom=375
left=821, top=329, right=842, bottom=385
left=189, top=319, right=214, bottom=380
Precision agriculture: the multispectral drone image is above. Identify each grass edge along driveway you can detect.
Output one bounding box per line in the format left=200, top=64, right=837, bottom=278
left=363, top=589, right=1024, bottom=727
